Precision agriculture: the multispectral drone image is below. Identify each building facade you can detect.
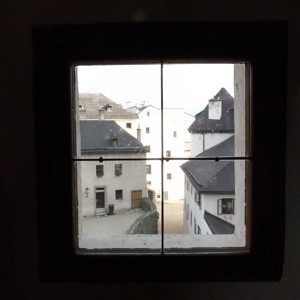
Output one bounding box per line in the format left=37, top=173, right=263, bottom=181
left=78, top=120, right=147, bottom=217
left=182, top=88, right=245, bottom=236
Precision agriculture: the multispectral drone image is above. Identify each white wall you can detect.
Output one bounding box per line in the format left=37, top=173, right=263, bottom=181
left=190, top=132, right=234, bottom=157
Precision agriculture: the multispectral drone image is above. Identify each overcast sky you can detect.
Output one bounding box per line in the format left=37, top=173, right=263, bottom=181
left=77, top=64, right=234, bottom=116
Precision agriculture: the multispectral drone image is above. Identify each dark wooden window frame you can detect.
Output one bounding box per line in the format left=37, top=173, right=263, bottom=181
left=217, top=198, right=235, bottom=215
left=115, top=190, right=123, bottom=200
left=96, top=164, right=104, bottom=177
left=115, top=164, right=122, bottom=176
left=33, top=21, right=287, bottom=282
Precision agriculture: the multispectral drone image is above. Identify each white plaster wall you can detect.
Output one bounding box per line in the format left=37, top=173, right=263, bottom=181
left=190, top=133, right=204, bottom=156
left=135, top=106, right=193, bottom=201
left=183, top=178, right=212, bottom=235
left=79, top=153, right=147, bottom=217
left=191, top=132, right=233, bottom=157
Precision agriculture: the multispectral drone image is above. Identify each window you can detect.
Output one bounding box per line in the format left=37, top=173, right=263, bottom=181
left=34, top=22, right=286, bottom=282
left=186, top=204, right=189, bottom=220
left=147, top=111, right=150, bottom=116
left=126, top=123, right=131, bottom=128
left=197, top=225, right=201, bottom=234
left=173, top=131, right=177, bottom=138
left=167, top=173, right=172, bottom=180
left=145, top=145, right=151, bottom=152
left=115, top=164, right=122, bottom=176
left=146, top=127, right=150, bottom=133
left=96, top=165, right=104, bottom=177
left=218, top=198, right=234, bottom=215
left=115, top=190, right=123, bottom=200
left=194, top=192, right=199, bottom=205
left=146, top=164, right=151, bottom=174
left=166, top=150, right=171, bottom=157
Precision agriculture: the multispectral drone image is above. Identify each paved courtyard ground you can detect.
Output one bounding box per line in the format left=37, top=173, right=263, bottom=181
left=81, top=209, right=144, bottom=234
left=80, top=200, right=184, bottom=235
left=156, top=200, right=184, bottom=234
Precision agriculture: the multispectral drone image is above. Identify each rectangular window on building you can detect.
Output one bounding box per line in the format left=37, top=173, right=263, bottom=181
left=115, top=190, right=123, bottom=200
left=96, top=165, right=104, bottom=177
left=115, top=164, right=122, bottom=176
left=146, top=164, right=151, bottom=174
left=146, top=127, right=150, bottom=134
left=126, top=123, right=132, bottom=128
left=173, top=131, right=177, bottom=138
left=217, top=198, right=234, bottom=215
left=167, top=173, right=172, bottom=180
left=166, top=150, right=171, bottom=157
left=145, top=145, right=151, bottom=152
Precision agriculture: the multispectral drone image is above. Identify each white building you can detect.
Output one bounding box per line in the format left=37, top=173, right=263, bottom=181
left=78, top=120, right=147, bottom=217
left=181, top=88, right=245, bottom=237
left=188, top=88, right=234, bottom=157
left=181, top=136, right=236, bottom=234
left=127, top=105, right=194, bottom=202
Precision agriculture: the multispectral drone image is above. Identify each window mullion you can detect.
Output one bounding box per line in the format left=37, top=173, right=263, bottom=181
left=160, top=62, right=165, bottom=254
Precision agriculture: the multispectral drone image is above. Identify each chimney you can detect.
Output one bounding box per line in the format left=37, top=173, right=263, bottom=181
left=79, top=105, right=86, bottom=120
left=137, top=126, right=141, bottom=142
left=208, top=96, right=222, bottom=120
left=98, top=109, right=105, bottom=120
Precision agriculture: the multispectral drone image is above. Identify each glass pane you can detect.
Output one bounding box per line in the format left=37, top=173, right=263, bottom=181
left=74, top=64, right=162, bottom=160
left=164, top=159, right=248, bottom=250
left=76, top=160, right=161, bottom=251
left=163, top=63, right=248, bottom=158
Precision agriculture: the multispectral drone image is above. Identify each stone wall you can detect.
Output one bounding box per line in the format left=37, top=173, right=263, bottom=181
left=127, top=198, right=158, bottom=234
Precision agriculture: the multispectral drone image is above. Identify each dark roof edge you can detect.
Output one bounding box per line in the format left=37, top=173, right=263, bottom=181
left=204, top=210, right=235, bottom=234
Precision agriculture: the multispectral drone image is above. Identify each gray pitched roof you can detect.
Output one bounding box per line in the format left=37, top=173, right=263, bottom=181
left=204, top=211, right=235, bottom=234
left=80, top=120, right=145, bottom=154
left=188, top=88, right=234, bottom=133
left=79, top=93, right=137, bottom=120
left=181, top=136, right=235, bottom=194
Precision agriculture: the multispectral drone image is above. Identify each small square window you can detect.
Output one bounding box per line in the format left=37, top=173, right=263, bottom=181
left=96, top=165, right=104, bottom=177
left=167, top=173, right=172, bottom=180
left=145, top=145, right=151, bottom=152
left=218, top=198, right=234, bottom=215
left=166, top=150, right=171, bottom=157
left=115, top=190, right=123, bottom=200
left=115, top=164, right=122, bottom=176
left=126, top=123, right=132, bottom=128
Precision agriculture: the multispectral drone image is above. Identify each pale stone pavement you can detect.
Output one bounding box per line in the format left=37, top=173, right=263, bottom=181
left=80, top=201, right=184, bottom=235
left=81, top=209, right=144, bottom=234
left=156, top=200, right=184, bottom=234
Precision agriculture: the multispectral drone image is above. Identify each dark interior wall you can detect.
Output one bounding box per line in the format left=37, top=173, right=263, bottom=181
left=1, top=1, right=300, bottom=299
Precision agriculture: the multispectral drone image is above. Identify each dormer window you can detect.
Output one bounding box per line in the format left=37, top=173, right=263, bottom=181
left=112, top=138, right=118, bottom=146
